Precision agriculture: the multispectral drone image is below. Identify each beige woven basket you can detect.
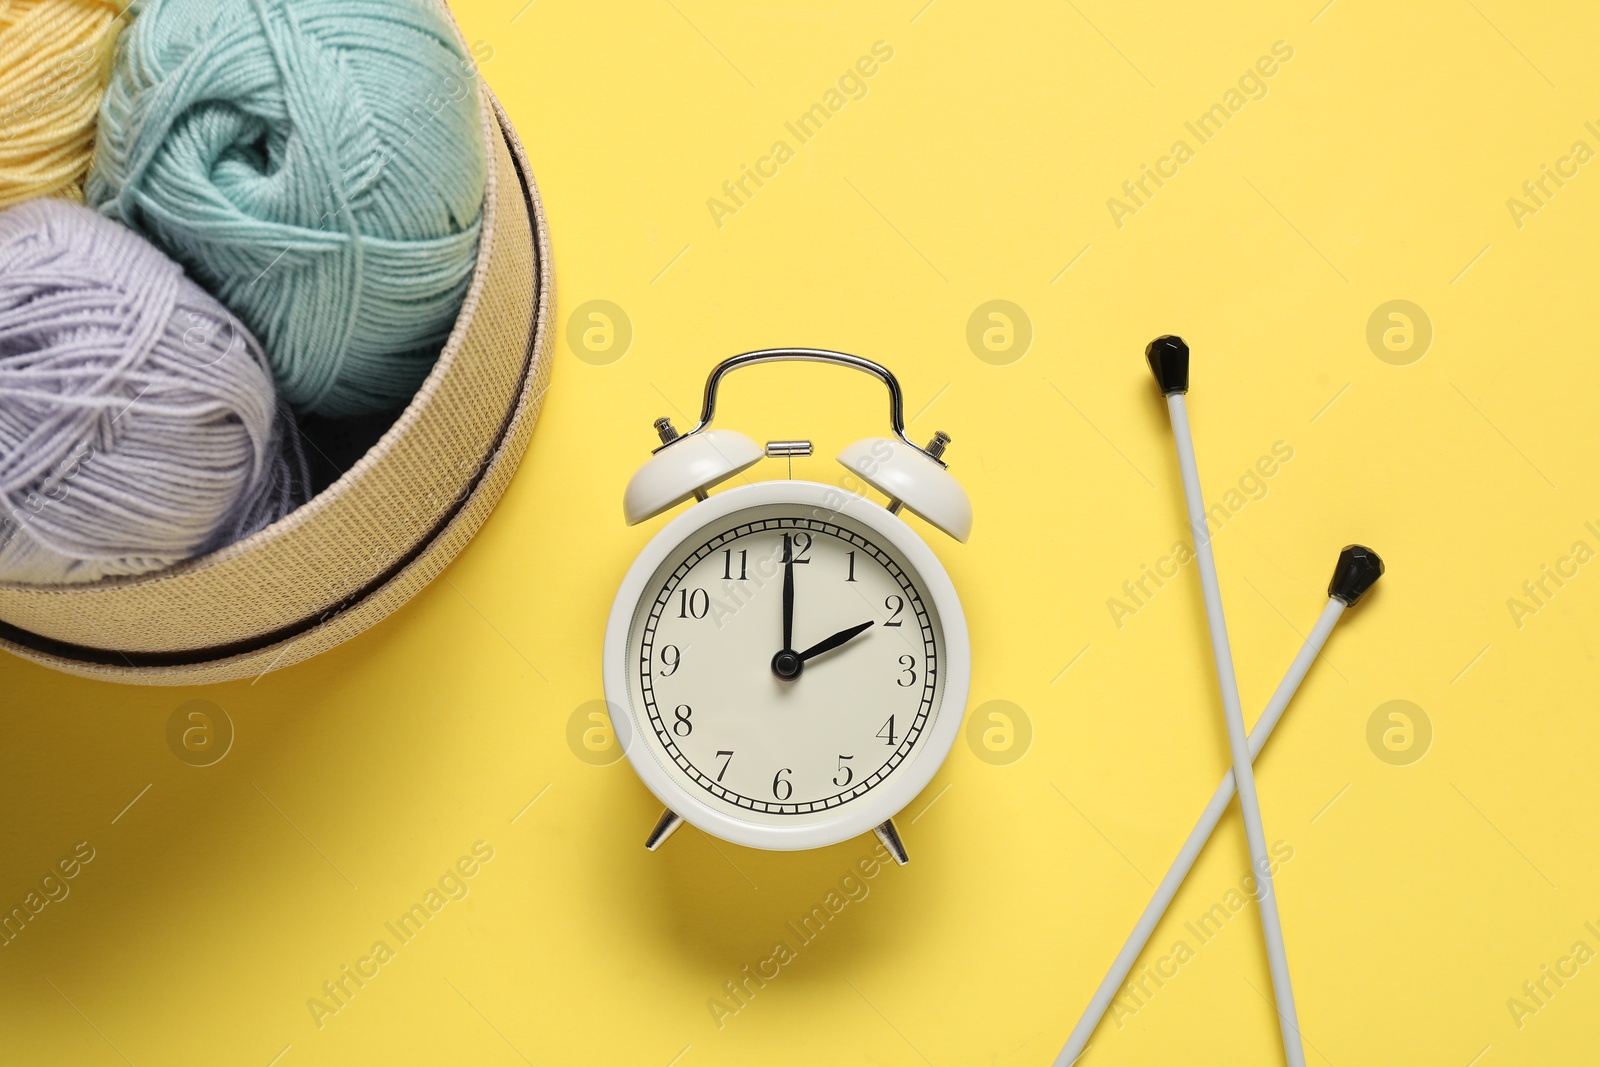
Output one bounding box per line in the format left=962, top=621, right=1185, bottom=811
left=0, top=89, right=554, bottom=685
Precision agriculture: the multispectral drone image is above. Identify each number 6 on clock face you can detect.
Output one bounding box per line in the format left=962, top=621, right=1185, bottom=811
left=603, top=480, right=970, bottom=853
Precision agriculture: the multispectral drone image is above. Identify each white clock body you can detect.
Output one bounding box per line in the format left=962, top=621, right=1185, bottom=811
left=602, top=480, right=970, bottom=852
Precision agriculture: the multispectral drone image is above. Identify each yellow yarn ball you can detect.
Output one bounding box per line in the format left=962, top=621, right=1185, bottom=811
left=0, top=0, right=123, bottom=208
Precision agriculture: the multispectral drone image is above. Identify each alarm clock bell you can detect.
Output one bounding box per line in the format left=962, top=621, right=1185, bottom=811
left=837, top=436, right=972, bottom=543
left=622, top=424, right=762, bottom=524
left=626, top=425, right=973, bottom=545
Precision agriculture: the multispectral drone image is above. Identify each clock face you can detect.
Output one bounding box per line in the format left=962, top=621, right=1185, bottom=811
left=623, top=500, right=946, bottom=828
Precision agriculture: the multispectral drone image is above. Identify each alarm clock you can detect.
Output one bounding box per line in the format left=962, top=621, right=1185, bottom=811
left=601, top=349, right=972, bottom=864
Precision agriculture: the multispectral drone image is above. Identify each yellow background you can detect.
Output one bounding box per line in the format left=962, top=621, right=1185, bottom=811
left=4, top=1, right=1599, bottom=1064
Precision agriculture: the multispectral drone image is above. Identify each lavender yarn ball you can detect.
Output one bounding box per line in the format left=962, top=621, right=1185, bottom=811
left=0, top=199, right=310, bottom=585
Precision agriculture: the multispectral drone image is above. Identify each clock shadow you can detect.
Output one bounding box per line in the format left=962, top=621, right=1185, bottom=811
left=630, top=819, right=921, bottom=988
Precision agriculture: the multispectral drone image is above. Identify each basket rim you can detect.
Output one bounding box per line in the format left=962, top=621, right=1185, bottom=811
left=0, top=93, right=550, bottom=670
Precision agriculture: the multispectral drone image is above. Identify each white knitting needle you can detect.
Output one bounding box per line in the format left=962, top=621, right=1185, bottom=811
left=1143, top=334, right=1307, bottom=1066
left=1053, top=544, right=1383, bottom=1066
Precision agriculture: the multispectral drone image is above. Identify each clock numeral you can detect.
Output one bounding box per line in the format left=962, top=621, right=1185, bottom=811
left=884, top=595, right=905, bottom=627
left=721, top=548, right=748, bottom=581
left=676, top=588, right=709, bottom=619
left=659, top=644, right=680, bottom=676
left=715, top=750, right=733, bottom=782
left=673, top=704, right=693, bottom=736
left=897, top=655, right=917, bottom=687
left=772, top=767, right=794, bottom=801
left=833, top=755, right=855, bottom=787
left=877, top=715, right=897, bottom=746
left=784, top=532, right=813, bottom=564
left=845, top=551, right=857, bottom=582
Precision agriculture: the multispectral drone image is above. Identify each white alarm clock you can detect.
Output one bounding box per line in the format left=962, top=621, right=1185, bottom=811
left=602, top=350, right=972, bottom=864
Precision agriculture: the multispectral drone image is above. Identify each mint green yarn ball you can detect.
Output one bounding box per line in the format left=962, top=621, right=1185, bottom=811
left=87, top=0, right=488, bottom=417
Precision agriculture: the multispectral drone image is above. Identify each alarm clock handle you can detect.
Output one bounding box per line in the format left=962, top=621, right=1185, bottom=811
left=682, top=348, right=935, bottom=458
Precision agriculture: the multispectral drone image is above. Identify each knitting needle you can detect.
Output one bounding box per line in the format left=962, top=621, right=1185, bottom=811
left=1144, top=333, right=1307, bottom=1065
left=1053, top=544, right=1383, bottom=1066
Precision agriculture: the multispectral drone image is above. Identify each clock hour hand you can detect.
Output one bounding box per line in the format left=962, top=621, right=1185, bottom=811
left=774, top=619, right=873, bottom=679
left=797, top=621, right=875, bottom=663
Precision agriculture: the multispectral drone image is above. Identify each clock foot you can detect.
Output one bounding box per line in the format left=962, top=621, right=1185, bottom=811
left=645, top=809, right=684, bottom=851
left=873, top=819, right=909, bottom=866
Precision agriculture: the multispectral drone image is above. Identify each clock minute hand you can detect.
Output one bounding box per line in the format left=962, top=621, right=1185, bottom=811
left=781, top=533, right=795, bottom=653
left=798, top=621, right=875, bottom=663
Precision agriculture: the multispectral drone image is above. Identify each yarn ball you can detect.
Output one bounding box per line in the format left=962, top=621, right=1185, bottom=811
left=86, top=0, right=489, bottom=417
left=0, top=198, right=310, bottom=584
left=0, top=0, right=124, bottom=208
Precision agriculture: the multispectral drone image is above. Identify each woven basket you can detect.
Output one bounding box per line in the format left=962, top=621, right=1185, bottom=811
left=0, top=88, right=554, bottom=685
